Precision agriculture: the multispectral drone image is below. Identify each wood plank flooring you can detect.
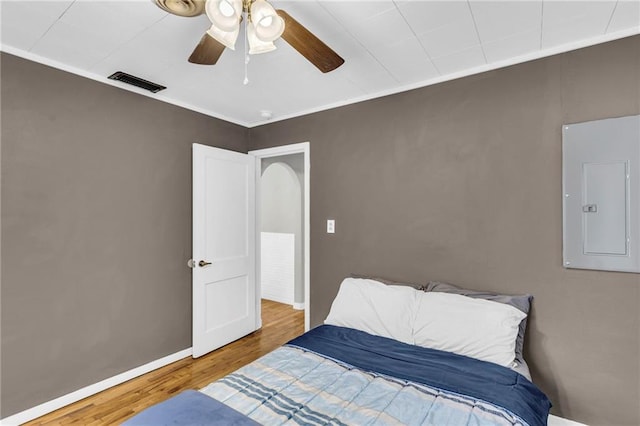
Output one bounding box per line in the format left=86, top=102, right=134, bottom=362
left=25, top=300, right=304, bottom=425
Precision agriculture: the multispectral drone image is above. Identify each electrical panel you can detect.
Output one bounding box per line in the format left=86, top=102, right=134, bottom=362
left=562, top=115, right=640, bottom=273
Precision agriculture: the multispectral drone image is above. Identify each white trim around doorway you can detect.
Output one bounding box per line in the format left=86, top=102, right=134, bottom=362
left=249, top=142, right=311, bottom=332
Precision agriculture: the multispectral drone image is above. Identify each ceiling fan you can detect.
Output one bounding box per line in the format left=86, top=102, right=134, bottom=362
left=153, top=0, right=345, bottom=73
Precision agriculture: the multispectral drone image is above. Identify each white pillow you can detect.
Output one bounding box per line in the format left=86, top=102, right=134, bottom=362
left=324, top=278, right=417, bottom=345
left=413, top=292, right=526, bottom=367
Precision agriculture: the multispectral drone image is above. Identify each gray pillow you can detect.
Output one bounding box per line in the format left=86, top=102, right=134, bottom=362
left=424, top=281, right=533, bottom=364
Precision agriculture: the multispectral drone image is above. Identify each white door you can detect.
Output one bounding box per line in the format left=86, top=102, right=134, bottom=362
left=192, top=143, right=257, bottom=358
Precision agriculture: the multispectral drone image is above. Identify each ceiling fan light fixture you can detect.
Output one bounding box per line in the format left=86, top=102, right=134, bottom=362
left=250, top=0, right=284, bottom=42
left=247, top=24, right=276, bottom=54
left=205, top=0, right=242, bottom=32
left=206, top=24, right=239, bottom=50
left=164, top=1, right=345, bottom=73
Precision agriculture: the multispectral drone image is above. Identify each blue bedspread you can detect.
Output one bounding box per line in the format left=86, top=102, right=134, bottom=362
left=122, top=390, right=259, bottom=426
left=201, top=325, right=551, bottom=425
left=289, top=325, right=551, bottom=426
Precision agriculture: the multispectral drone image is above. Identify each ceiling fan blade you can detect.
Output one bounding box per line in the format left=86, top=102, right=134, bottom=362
left=188, top=34, right=225, bottom=65
left=276, top=10, right=345, bottom=73
left=154, top=0, right=205, bottom=17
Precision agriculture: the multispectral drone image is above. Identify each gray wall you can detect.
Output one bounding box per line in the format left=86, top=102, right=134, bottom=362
left=248, top=36, right=640, bottom=426
left=261, top=154, right=305, bottom=305
left=0, top=53, right=247, bottom=417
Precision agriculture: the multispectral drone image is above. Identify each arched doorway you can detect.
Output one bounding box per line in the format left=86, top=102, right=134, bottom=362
left=260, top=159, right=304, bottom=309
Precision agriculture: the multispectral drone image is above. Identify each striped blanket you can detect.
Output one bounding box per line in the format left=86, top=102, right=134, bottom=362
left=200, top=326, right=550, bottom=426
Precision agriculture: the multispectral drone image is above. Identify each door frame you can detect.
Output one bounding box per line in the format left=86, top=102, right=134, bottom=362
left=249, top=142, right=310, bottom=332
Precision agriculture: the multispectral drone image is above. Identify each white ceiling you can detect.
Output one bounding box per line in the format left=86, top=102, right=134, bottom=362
left=1, top=0, right=639, bottom=127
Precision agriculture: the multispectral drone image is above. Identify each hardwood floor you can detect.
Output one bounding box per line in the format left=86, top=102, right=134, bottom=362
left=26, top=300, right=304, bottom=425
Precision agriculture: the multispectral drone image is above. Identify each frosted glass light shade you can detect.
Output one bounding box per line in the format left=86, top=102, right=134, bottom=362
left=206, top=24, right=239, bottom=50
left=250, top=0, right=285, bottom=42
left=247, top=24, right=276, bottom=54
left=205, top=0, right=242, bottom=32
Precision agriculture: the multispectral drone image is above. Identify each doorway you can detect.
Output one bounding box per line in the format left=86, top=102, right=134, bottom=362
left=250, top=143, right=310, bottom=332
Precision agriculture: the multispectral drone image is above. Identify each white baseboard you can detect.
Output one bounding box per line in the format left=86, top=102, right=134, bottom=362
left=293, top=302, right=305, bottom=310
left=0, top=348, right=192, bottom=426
left=548, top=414, right=588, bottom=426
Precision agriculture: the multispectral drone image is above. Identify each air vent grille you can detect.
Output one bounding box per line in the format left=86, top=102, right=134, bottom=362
left=108, top=72, right=166, bottom=93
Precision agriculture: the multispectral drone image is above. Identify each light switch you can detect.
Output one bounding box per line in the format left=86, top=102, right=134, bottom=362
left=327, top=219, right=335, bottom=234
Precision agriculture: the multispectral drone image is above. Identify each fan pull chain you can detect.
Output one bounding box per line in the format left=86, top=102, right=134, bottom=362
left=243, top=11, right=249, bottom=85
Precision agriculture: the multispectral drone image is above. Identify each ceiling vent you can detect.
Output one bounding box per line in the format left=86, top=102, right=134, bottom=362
left=108, top=72, right=166, bottom=93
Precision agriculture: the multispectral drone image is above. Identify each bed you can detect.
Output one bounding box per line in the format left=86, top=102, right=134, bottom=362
left=124, top=278, right=551, bottom=426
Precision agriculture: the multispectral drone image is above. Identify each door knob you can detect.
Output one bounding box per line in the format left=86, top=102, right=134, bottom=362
left=198, top=260, right=212, bottom=267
